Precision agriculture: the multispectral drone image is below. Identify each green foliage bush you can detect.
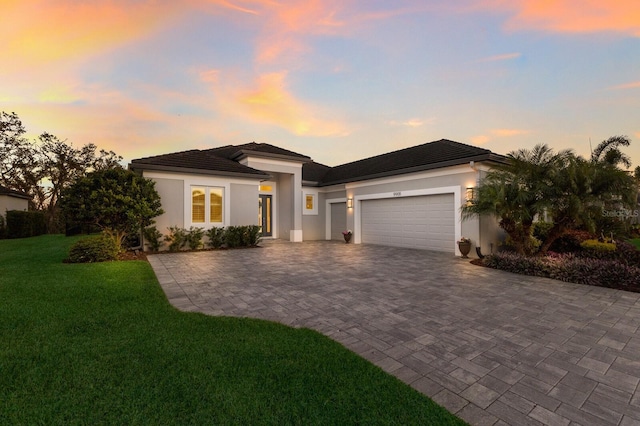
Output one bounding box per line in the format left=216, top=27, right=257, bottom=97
left=532, top=221, right=553, bottom=243
left=0, top=215, right=6, bottom=239
left=245, top=225, right=262, bottom=246
left=580, top=239, right=616, bottom=252
left=143, top=226, right=163, bottom=252
left=548, top=229, right=593, bottom=253
left=6, top=210, right=47, bottom=239
left=164, top=226, right=187, bottom=252
left=185, top=227, right=205, bottom=250
left=66, top=234, right=120, bottom=263
left=161, top=225, right=260, bottom=251
left=224, top=226, right=243, bottom=248
left=205, top=227, right=225, bottom=249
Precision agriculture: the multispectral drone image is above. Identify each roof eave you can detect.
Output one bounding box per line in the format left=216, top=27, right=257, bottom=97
left=128, top=163, right=271, bottom=180
left=319, top=154, right=504, bottom=186
left=231, top=149, right=310, bottom=164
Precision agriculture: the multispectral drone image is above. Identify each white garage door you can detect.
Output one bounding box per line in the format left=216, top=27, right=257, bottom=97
left=330, top=202, right=347, bottom=241
left=361, top=194, right=455, bottom=252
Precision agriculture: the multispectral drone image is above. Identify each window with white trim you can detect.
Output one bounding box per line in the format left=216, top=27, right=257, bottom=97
left=191, top=186, right=224, bottom=224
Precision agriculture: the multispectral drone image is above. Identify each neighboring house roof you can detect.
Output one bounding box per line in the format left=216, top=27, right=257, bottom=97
left=129, top=149, right=271, bottom=179
left=130, top=139, right=504, bottom=185
left=0, top=185, right=31, bottom=200
left=315, top=139, right=503, bottom=186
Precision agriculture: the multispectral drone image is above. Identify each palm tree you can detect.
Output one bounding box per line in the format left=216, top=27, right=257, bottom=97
left=463, top=144, right=572, bottom=255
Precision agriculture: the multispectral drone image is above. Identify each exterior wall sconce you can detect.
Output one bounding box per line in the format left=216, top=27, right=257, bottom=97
left=465, top=187, right=475, bottom=205
left=347, top=197, right=353, bottom=209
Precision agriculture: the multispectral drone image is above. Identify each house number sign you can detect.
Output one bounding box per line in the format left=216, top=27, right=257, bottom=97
left=393, top=192, right=402, bottom=197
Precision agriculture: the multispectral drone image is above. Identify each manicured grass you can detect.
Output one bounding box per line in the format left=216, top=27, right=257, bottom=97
left=1, top=235, right=464, bottom=425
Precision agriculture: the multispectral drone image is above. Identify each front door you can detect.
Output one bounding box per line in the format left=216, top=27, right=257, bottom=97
left=258, top=194, right=273, bottom=237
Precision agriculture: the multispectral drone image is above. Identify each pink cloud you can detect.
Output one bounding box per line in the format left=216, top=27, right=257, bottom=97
left=609, top=81, right=640, bottom=90
left=485, top=0, right=640, bottom=37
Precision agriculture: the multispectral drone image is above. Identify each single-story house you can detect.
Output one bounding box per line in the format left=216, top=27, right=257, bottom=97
left=0, top=185, right=30, bottom=219
left=129, top=139, right=506, bottom=256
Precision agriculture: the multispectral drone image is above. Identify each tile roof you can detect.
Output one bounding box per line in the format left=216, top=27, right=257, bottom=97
left=302, top=161, right=332, bottom=183
left=0, top=185, right=31, bottom=199
left=317, top=139, right=499, bottom=185
left=130, top=139, right=502, bottom=185
left=129, top=149, right=270, bottom=179
left=206, top=142, right=311, bottom=162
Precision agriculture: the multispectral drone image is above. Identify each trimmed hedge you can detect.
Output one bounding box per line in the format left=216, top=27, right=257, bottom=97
left=66, top=234, right=120, bottom=263
left=6, top=210, right=47, bottom=239
left=484, top=251, right=640, bottom=291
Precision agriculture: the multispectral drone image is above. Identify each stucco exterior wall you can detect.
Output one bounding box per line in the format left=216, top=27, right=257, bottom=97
left=0, top=195, right=29, bottom=218
left=230, top=183, right=259, bottom=226
left=301, top=189, right=325, bottom=240
left=151, top=177, right=184, bottom=233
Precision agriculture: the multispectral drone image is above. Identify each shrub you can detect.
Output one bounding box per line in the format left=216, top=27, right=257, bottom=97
left=245, top=225, right=262, bottom=246
left=143, top=226, right=163, bottom=252
left=580, top=239, right=616, bottom=252
left=533, top=221, right=553, bottom=243
left=205, top=227, right=225, bottom=249
left=165, top=226, right=187, bottom=252
left=548, top=229, right=593, bottom=253
left=0, top=215, right=6, bottom=239
left=66, top=234, right=120, bottom=263
left=185, top=227, right=205, bottom=250
left=224, top=226, right=243, bottom=248
left=6, top=210, right=47, bottom=239
left=483, top=251, right=640, bottom=291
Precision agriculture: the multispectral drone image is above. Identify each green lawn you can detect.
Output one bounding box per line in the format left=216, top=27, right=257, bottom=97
left=1, top=235, right=464, bottom=425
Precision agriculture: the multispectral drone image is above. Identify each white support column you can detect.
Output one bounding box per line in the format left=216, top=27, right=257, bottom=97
left=290, top=167, right=303, bottom=242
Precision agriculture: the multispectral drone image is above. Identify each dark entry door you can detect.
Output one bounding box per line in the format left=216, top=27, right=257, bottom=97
left=258, top=195, right=272, bottom=237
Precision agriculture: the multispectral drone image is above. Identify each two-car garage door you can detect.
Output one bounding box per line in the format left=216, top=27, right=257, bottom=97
left=361, top=194, right=455, bottom=253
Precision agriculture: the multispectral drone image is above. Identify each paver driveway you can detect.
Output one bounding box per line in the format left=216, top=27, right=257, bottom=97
left=148, top=240, right=640, bottom=426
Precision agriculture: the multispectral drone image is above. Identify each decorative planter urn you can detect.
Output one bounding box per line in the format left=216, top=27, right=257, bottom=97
left=343, top=233, right=352, bottom=243
left=458, top=241, right=471, bottom=258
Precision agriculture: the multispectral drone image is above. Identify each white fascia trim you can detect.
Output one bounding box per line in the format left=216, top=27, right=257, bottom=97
left=345, top=165, right=474, bottom=190
left=353, top=186, right=462, bottom=254
left=240, top=157, right=304, bottom=170
left=325, top=197, right=348, bottom=240
left=315, top=183, right=347, bottom=193
left=144, top=170, right=260, bottom=185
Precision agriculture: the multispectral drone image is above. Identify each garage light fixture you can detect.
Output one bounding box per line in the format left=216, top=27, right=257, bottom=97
left=347, top=198, right=353, bottom=209
left=465, top=187, right=475, bottom=205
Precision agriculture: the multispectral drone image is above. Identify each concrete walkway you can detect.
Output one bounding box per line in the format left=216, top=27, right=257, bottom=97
left=148, top=240, right=640, bottom=426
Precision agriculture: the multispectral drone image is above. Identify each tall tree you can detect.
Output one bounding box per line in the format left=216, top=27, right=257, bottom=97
left=0, top=112, right=45, bottom=208
left=0, top=111, right=123, bottom=232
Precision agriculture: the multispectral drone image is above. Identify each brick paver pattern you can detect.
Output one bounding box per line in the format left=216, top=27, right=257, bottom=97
left=148, top=240, right=640, bottom=426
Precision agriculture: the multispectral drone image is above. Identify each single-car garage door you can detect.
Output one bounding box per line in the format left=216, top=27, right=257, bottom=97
left=361, top=194, right=455, bottom=252
left=330, top=202, right=347, bottom=241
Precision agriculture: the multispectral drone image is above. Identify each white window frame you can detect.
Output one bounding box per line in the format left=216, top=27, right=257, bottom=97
left=184, top=179, right=230, bottom=228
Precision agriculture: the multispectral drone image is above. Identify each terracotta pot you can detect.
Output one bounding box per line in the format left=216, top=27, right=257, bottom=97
left=458, top=241, right=471, bottom=258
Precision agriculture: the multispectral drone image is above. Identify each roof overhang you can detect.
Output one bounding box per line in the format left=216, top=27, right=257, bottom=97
left=129, top=163, right=271, bottom=180
left=231, top=149, right=310, bottom=164
left=319, top=153, right=506, bottom=186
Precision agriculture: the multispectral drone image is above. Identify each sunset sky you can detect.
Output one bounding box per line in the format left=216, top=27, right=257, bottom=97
left=2, top=0, right=639, bottom=168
